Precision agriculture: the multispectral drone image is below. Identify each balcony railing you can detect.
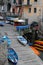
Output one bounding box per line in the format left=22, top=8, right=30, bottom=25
left=15, top=3, right=32, bottom=7
left=22, top=2, right=32, bottom=6
left=16, top=4, right=22, bottom=7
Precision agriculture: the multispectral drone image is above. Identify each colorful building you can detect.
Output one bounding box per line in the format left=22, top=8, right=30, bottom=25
left=11, top=0, right=43, bottom=24
left=22, top=0, right=43, bottom=24
left=0, top=0, right=43, bottom=24
left=12, top=0, right=23, bottom=16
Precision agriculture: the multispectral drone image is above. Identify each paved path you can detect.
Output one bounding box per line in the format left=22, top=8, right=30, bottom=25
left=0, top=24, right=43, bottom=65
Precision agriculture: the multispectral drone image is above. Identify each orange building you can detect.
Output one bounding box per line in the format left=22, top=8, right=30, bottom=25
left=12, top=0, right=23, bottom=16
left=12, top=0, right=43, bottom=24
left=21, top=0, right=43, bottom=24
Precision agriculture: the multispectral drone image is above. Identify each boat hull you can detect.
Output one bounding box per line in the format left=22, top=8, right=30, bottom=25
left=8, top=48, right=18, bottom=65
left=17, top=36, right=27, bottom=45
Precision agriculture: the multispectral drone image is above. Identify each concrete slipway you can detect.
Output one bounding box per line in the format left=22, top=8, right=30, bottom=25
left=0, top=24, right=43, bottom=65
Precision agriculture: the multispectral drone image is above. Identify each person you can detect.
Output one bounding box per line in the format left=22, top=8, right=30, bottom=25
left=30, top=23, right=39, bottom=45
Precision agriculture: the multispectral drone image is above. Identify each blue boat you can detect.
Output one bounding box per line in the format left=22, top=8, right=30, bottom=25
left=16, top=25, right=30, bottom=30
left=3, top=35, right=11, bottom=46
left=6, top=17, right=15, bottom=21
left=0, top=37, right=4, bottom=43
left=8, top=48, right=18, bottom=65
left=6, top=17, right=12, bottom=21
left=0, top=21, right=5, bottom=26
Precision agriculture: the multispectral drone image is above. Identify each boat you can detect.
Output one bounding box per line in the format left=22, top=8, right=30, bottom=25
left=8, top=48, right=18, bottom=65
left=17, top=36, right=27, bottom=45
left=6, top=16, right=18, bottom=21
left=3, top=35, right=11, bottom=46
left=6, top=17, right=14, bottom=21
left=16, top=25, right=30, bottom=31
left=34, top=47, right=43, bottom=51
left=6, top=16, right=18, bottom=24
left=0, top=21, right=5, bottom=26
left=14, top=19, right=28, bottom=26
left=33, top=40, right=43, bottom=51
left=35, top=40, right=43, bottom=45
left=0, top=16, right=4, bottom=20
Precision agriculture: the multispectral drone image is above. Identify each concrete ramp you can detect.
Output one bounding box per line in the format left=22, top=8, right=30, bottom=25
left=0, top=24, right=43, bottom=65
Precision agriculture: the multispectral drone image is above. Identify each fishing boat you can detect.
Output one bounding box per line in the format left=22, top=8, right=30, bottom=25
left=8, top=48, right=18, bottom=65
left=3, top=35, right=11, bottom=46
left=16, top=25, right=30, bottom=31
left=33, top=40, right=43, bottom=51
left=0, top=21, right=5, bottom=26
left=17, top=36, right=27, bottom=45
left=0, top=16, right=4, bottom=20
left=6, top=16, right=18, bottom=24
left=6, top=16, right=18, bottom=21
left=35, top=40, right=43, bottom=45
left=6, top=17, right=14, bottom=21
left=14, top=19, right=25, bottom=26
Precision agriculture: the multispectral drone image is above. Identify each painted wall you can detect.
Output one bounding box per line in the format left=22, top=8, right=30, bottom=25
left=22, top=0, right=43, bottom=24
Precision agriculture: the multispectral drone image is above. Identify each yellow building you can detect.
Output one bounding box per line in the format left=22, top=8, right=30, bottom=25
left=22, top=0, right=43, bottom=24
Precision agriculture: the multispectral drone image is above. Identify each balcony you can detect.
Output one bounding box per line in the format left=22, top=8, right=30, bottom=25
left=16, top=4, right=22, bottom=7
left=16, top=0, right=22, bottom=7
left=22, top=2, right=32, bottom=6
left=22, top=0, right=32, bottom=6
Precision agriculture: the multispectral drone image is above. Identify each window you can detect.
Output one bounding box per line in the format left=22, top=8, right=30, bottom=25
left=34, top=0, right=37, bottom=2
left=34, top=8, right=37, bottom=13
left=29, top=8, right=31, bottom=13
left=18, top=0, right=22, bottom=5
left=13, top=0, right=16, bottom=3
left=0, top=0, right=4, bottom=5
left=27, top=0, right=30, bottom=5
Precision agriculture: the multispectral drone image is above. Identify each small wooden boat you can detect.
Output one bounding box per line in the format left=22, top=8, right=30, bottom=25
left=30, top=46, right=40, bottom=55
left=0, top=21, right=5, bottom=26
left=34, top=44, right=43, bottom=48
left=6, top=17, right=14, bottom=21
left=33, top=40, right=43, bottom=51
left=6, top=16, right=18, bottom=21
left=16, top=25, right=30, bottom=30
left=3, top=35, right=11, bottom=46
left=34, top=47, right=43, bottom=51
left=35, top=40, right=43, bottom=45
left=17, top=36, right=27, bottom=45
left=8, top=48, right=18, bottom=65
left=6, top=16, right=18, bottom=24
left=0, top=16, right=4, bottom=20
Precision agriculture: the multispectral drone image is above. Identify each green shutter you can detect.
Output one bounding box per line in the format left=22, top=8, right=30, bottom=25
left=13, top=0, right=16, bottom=3
left=0, top=0, right=4, bottom=5
left=28, top=8, right=31, bottom=13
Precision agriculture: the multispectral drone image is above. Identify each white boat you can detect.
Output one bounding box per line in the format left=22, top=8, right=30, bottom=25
left=0, top=16, right=4, bottom=20
left=17, top=36, right=27, bottom=45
